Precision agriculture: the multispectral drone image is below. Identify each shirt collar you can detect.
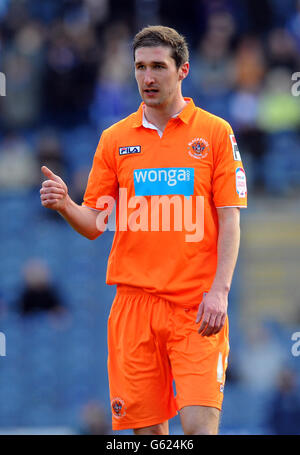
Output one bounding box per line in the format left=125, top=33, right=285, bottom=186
left=131, top=97, right=196, bottom=128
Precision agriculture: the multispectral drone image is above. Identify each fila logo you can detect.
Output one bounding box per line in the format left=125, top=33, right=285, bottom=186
left=119, top=145, right=141, bottom=156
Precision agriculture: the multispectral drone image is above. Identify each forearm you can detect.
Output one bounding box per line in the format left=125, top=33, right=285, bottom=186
left=210, top=208, right=241, bottom=293
left=58, top=196, right=101, bottom=240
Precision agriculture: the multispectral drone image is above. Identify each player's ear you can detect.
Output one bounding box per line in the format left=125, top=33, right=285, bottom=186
left=178, top=62, right=189, bottom=81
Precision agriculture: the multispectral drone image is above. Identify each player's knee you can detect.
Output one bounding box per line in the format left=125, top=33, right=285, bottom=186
left=180, top=405, right=220, bottom=435
left=148, top=424, right=166, bottom=435
left=134, top=422, right=167, bottom=435
left=182, top=416, right=218, bottom=435
left=184, top=423, right=218, bottom=435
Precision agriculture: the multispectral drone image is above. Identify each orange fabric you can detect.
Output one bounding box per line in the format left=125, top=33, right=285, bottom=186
left=83, top=98, right=247, bottom=307
left=108, top=285, right=229, bottom=430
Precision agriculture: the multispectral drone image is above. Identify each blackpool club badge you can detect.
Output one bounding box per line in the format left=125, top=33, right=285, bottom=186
left=111, top=397, right=126, bottom=418
left=188, top=138, right=209, bottom=160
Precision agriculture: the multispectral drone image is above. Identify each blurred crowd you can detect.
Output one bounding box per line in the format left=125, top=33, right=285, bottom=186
left=0, top=0, right=300, bottom=196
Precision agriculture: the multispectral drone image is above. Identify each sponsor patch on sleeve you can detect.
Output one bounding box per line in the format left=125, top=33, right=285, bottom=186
left=229, top=134, right=241, bottom=161
left=235, top=167, right=247, bottom=198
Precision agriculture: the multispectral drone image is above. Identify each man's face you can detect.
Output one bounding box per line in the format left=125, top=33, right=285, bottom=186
left=134, top=46, right=188, bottom=108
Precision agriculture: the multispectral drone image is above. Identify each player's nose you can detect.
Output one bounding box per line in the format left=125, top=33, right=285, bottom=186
left=143, top=70, right=155, bottom=85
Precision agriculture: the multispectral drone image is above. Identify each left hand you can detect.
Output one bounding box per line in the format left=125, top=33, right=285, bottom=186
left=196, top=290, right=228, bottom=337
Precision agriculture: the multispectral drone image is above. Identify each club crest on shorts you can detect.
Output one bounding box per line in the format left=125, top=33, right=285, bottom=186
left=188, top=138, right=209, bottom=160
left=111, top=397, right=126, bottom=418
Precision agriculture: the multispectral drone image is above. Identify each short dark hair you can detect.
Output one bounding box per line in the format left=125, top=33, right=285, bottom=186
left=133, top=25, right=189, bottom=69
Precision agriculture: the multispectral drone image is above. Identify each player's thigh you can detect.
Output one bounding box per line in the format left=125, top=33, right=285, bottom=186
left=180, top=405, right=220, bottom=435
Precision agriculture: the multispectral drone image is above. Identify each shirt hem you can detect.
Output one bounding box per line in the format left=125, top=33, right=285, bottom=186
left=215, top=204, right=247, bottom=208
left=82, top=203, right=102, bottom=211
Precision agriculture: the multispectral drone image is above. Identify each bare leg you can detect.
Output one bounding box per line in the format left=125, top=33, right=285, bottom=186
left=180, top=405, right=220, bottom=435
left=134, top=420, right=169, bottom=435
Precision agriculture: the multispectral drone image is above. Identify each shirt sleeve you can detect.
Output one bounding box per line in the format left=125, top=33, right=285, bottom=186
left=212, top=120, right=247, bottom=208
left=82, top=130, right=118, bottom=210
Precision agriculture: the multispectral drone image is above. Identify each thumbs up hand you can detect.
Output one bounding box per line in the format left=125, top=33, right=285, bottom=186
left=40, top=166, right=68, bottom=211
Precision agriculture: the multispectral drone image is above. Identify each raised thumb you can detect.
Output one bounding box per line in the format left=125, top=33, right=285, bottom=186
left=41, top=166, right=59, bottom=182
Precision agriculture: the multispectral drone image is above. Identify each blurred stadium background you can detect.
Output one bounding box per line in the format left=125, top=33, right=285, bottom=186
left=0, top=0, right=300, bottom=435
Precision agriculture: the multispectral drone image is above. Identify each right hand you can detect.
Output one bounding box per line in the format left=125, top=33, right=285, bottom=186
left=40, top=166, right=68, bottom=211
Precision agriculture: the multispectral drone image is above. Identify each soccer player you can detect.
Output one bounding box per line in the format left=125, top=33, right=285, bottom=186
left=40, top=25, right=247, bottom=435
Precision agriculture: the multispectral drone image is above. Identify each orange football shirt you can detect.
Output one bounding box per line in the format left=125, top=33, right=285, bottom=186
left=83, top=98, right=247, bottom=307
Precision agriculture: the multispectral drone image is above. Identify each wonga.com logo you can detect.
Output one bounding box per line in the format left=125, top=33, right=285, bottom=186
left=133, top=167, right=194, bottom=197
